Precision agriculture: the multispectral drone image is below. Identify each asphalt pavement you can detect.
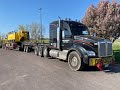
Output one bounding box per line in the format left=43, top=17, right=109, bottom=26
left=0, top=49, right=120, bottom=90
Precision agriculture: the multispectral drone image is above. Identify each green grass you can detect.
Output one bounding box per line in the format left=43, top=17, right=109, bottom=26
left=30, top=39, right=49, bottom=44
left=112, top=39, right=120, bottom=63
left=38, top=39, right=49, bottom=43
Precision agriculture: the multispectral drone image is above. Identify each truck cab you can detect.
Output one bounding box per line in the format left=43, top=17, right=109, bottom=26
left=36, top=18, right=113, bottom=71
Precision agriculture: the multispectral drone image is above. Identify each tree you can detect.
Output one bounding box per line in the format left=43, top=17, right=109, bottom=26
left=29, top=22, right=45, bottom=40
left=0, top=33, right=6, bottom=45
left=82, top=0, right=120, bottom=42
left=18, top=25, right=30, bottom=31
left=18, top=22, right=45, bottom=42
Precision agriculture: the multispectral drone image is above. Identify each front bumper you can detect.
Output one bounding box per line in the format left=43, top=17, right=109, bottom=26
left=89, top=56, right=113, bottom=66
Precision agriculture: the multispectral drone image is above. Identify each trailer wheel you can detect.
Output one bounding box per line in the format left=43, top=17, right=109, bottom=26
left=43, top=47, right=49, bottom=57
left=34, top=46, right=38, bottom=56
left=26, top=46, right=29, bottom=53
left=68, top=51, right=84, bottom=71
left=38, top=47, right=43, bottom=57
left=18, top=47, right=21, bottom=51
left=24, top=46, right=26, bottom=52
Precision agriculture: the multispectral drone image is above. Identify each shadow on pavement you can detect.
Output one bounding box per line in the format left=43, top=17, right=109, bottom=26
left=82, top=64, right=120, bottom=73
left=47, top=57, right=120, bottom=73
left=82, top=66, right=100, bottom=72
left=104, top=64, right=120, bottom=73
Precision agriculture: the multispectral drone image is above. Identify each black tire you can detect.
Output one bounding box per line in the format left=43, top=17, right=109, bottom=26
left=38, top=47, right=44, bottom=57
left=43, top=47, right=49, bottom=57
left=34, top=46, right=38, bottom=56
left=18, top=47, right=21, bottom=51
left=68, top=51, right=85, bottom=71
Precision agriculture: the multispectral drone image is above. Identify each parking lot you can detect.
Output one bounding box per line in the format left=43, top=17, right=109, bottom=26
left=0, top=49, right=120, bottom=90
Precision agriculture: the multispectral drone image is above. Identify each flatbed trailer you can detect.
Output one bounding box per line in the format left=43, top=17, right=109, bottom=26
left=2, top=30, right=35, bottom=52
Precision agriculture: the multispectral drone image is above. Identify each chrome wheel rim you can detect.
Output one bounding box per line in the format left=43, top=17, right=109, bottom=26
left=71, top=56, right=78, bottom=67
left=24, top=48, right=26, bottom=52
left=44, top=49, right=47, bottom=56
left=35, top=49, right=37, bottom=55
left=39, top=50, right=41, bottom=55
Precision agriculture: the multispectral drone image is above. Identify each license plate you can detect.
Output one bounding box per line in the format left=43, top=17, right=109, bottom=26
left=89, top=57, right=112, bottom=66
left=89, top=58, right=101, bottom=66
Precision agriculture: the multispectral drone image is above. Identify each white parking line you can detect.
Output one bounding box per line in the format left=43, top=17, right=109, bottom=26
left=1, top=74, right=28, bottom=86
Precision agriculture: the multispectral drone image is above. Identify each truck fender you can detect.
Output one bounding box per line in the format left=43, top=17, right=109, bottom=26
left=67, top=46, right=88, bottom=64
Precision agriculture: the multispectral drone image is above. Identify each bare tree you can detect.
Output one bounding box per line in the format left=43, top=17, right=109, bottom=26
left=0, top=33, right=6, bottom=45
left=18, top=25, right=30, bottom=31
left=29, top=22, right=45, bottom=40
left=17, top=22, right=46, bottom=42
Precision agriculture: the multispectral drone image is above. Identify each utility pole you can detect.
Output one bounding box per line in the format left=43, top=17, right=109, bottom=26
left=39, top=8, right=42, bottom=43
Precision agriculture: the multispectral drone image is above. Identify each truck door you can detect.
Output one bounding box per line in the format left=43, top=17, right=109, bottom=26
left=62, top=29, right=72, bottom=50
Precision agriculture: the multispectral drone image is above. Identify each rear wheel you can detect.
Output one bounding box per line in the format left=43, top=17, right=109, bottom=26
left=68, top=51, right=85, bottom=71
left=24, top=46, right=26, bottom=52
left=26, top=46, right=29, bottom=53
left=43, top=47, right=49, bottom=57
left=38, top=47, right=43, bottom=57
left=18, top=47, right=21, bottom=51
left=34, top=46, right=38, bottom=56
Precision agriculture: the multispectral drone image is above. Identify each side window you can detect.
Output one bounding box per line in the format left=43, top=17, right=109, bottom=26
left=62, top=29, right=71, bottom=39
left=50, top=24, right=57, bottom=43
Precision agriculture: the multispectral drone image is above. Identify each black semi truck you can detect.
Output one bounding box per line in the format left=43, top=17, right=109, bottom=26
left=34, top=18, right=113, bottom=71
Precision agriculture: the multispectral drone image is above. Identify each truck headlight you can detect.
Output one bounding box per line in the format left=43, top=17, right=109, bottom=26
left=86, top=50, right=96, bottom=56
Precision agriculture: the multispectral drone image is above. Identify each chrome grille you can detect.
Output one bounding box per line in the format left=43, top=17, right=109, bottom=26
left=99, top=42, right=106, bottom=57
left=98, top=40, right=112, bottom=57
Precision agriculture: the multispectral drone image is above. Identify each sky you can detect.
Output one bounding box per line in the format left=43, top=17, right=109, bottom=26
left=0, top=0, right=102, bottom=37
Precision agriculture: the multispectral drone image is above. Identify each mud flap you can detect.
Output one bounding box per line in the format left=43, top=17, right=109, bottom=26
left=96, top=61, right=103, bottom=71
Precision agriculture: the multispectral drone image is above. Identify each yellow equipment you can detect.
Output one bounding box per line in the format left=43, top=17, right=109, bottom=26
left=2, top=30, right=29, bottom=50
left=7, top=30, right=29, bottom=42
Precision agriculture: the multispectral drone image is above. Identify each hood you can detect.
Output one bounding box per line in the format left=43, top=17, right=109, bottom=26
left=73, top=35, right=101, bottom=54
left=73, top=35, right=105, bottom=43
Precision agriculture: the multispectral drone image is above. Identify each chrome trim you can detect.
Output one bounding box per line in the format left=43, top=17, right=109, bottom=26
left=106, top=41, right=113, bottom=56
left=98, top=39, right=112, bottom=57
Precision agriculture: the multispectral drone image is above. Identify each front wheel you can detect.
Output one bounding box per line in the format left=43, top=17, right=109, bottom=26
left=68, top=51, right=85, bottom=71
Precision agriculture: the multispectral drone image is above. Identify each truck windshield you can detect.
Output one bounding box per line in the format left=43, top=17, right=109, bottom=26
left=70, top=25, right=89, bottom=35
